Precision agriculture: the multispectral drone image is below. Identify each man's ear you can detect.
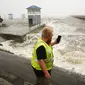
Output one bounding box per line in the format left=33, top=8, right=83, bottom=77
left=42, top=33, right=49, bottom=38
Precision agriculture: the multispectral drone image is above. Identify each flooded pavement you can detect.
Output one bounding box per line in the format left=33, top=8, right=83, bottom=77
left=0, top=24, right=29, bottom=36
left=0, top=20, right=44, bottom=36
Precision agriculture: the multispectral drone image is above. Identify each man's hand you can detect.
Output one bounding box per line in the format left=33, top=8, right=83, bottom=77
left=45, top=71, right=51, bottom=79
left=51, top=35, right=61, bottom=46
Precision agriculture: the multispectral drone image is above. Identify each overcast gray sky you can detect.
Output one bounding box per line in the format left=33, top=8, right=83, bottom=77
left=0, top=0, right=85, bottom=18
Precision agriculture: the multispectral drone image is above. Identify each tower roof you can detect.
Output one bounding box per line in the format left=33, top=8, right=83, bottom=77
left=27, top=5, right=41, bottom=9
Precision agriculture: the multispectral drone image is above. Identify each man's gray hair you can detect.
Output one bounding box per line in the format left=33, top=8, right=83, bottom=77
left=42, top=26, right=53, bottom=38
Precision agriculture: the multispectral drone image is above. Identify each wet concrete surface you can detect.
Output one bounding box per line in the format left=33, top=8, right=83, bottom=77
left=0, top=50, right=35, bottom=85
left=0, top=25, right=29, bottom=36
left=0, top=50, right=62, bottom=85
left=0, top=24, right=44, bottom=36
left=0, top=50, right=85, bottom=85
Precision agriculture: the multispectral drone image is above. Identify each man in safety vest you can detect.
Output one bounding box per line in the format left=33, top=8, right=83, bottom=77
left=31, top=26, right=61, bottom=85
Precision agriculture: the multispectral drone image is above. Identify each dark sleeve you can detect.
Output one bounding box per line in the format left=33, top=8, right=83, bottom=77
left=36, top=45, right=46, bottom=60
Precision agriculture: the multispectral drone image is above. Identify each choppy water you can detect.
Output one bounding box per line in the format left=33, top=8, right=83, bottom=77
left=0, top=17, right=85, bottom=75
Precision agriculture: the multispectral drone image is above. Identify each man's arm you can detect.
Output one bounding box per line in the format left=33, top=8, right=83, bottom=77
left=38, top=59, right=50, bottom=79
left=51, top=40, right=56, bottom=46
left=36, top=46, right=50, bottom=79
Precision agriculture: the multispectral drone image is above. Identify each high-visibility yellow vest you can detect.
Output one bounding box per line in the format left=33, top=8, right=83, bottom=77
left=31, top=38, right=54, bottom=70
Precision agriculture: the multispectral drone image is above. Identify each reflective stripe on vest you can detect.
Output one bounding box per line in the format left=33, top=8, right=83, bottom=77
left=31, top=38, right=54, bottom=70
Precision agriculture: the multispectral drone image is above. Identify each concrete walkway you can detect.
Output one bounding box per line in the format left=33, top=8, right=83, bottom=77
left=0, top=24, right=44, bottom=36
left=0, top=50, right=58, bottom=85
left=0, top=25, right=29, bottom=36
left=0, top=50, right=85, bottom=85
